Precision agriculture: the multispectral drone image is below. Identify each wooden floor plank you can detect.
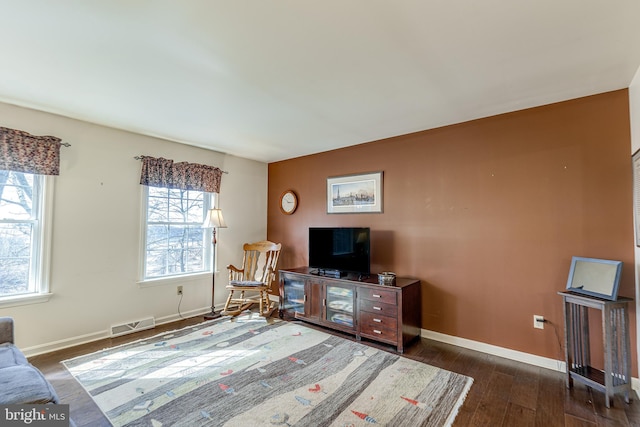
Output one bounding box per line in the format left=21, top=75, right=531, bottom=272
left=503, top=402, right=536, bottom=427
left=467, top=371, right=513, bottom=426
left=592, top=392, right=632, bottom=427
left=509, top=363, right=540, bottom=411
left=563, top=382, right=598, bottom=424
left=534, top=369, right=566, bottom=427
left=564, top=414, right=597, bottom=427
left=449, top=349, right=495, bottom=427
left=624, top=396, right=640, bottom=427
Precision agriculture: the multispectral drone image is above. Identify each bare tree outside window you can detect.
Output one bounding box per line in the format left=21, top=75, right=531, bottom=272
left=144, top=187, right=211, bottom=279
left=0, top=171, right=39, bottom=296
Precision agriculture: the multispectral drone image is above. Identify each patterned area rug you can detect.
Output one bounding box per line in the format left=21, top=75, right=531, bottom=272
left=63, top=313, right=473, bottom=426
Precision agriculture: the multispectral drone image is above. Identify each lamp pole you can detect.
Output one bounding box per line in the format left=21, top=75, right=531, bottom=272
left=203, top=208, right=226, bottom=320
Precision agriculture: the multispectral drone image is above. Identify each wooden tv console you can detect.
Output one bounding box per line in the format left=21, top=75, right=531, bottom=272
left=278, top=267, right=421, bottom=352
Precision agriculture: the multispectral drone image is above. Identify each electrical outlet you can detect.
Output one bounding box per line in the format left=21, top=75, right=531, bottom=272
left=533, top=315, right=544, bottom=329
left=177, top=286, right=183, bottom=296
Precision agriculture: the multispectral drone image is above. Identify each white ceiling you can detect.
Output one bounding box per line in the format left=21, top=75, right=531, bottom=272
left=1, top=1, right=640, bottom=163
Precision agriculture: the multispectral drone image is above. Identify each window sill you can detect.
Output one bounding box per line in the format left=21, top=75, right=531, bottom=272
left=137, top=272, right=213, bottom=289
left=0, top=293, right=52, bottom=309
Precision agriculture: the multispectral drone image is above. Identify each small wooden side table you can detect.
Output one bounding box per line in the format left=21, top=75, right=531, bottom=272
left=558, top=291, right=632, bottom=408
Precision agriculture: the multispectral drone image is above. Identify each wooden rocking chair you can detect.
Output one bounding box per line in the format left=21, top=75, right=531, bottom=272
left=222, top=240, right=282, bottom=316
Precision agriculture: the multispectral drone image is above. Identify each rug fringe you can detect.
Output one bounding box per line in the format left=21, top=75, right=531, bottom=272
left=444, top=376, right=474, bottom=427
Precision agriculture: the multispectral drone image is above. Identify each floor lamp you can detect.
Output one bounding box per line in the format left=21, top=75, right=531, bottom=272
left=203, top=208, right=227, bottom=320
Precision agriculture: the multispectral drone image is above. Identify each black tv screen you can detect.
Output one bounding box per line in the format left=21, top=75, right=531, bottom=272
left=309, top=227, right=370, bottom=275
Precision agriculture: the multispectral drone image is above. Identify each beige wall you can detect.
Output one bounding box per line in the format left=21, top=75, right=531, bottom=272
left=0, top=101, right=268, bottom=355
left=268, top=90, right=636, bottom=373
left=629, top=66, right=640, bottom=383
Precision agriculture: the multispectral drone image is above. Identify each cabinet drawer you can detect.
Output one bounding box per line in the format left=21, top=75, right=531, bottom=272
left=359, top=299, right=397, bottom=317
left=360, top=287, right=397, bottom=305
left=360, top=320, right=398, bottom=342
left=360, top=311, right=398, bottom=331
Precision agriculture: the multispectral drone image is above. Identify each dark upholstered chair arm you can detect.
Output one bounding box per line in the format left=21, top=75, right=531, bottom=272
left=0, top=317, right=15, bottom=344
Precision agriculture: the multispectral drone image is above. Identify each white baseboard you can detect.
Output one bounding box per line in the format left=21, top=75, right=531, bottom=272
left=23, top=297, right=277, bottom=357
left=421, top=328, right=640, bottom=392
left=22, top=306, right=212, bottom=358
left=27, top=307, right=636, bottom=394
left=155, top=307, right=213, bottom=326
left=22, top=330, right=110, bottom=358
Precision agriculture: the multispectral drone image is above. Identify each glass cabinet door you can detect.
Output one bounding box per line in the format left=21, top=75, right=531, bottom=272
left=282, top=276, right=306, bottom=315
left=325, top=285, right=354, bottom=328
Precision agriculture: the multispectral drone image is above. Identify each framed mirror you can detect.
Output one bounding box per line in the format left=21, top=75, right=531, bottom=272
left=565, top=256, right=623, bottom=301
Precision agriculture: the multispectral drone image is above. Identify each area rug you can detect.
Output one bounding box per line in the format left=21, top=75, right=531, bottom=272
left=63, top=313, right=473, bottom=426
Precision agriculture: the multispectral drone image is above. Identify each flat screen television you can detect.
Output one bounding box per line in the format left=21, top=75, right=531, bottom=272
left=309, top=227, right=370, bottom=275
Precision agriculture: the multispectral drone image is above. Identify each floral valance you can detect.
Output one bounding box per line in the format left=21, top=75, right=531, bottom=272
left=0, top=127, right=62, bottom=175
left=139, top=156, right=222, bottom=193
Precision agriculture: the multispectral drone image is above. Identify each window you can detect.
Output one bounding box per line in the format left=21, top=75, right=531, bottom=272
left=142, top=186, right=213, bottom=281
left=0, top=171, right=51, bottom=300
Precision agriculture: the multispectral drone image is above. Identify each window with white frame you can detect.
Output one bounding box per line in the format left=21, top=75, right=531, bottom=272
left=0, top=171, right=50, bottom=298
left=142, top=186, right=213, bottom=280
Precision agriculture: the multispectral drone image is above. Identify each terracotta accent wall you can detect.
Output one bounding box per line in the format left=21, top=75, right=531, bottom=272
left=268, top=90, right=636, bottom=371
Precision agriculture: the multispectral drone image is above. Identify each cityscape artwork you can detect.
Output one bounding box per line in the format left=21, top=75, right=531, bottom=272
left=327, top=171, right=383, bottom=214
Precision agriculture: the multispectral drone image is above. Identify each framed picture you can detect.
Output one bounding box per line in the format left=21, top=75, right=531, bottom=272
left=565, top=256, right=623, bottom=301
left=327, top=171, right=383, bottom=214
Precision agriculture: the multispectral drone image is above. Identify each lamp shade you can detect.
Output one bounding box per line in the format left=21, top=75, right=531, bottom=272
left=203, top=208, right=227, bottom=228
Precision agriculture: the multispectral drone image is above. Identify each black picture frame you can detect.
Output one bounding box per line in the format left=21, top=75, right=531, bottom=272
left=565, top=256, right=623, bottom=301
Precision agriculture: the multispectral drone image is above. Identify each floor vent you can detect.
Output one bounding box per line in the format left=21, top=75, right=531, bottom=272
left=110, top=317, right=155, bottom=337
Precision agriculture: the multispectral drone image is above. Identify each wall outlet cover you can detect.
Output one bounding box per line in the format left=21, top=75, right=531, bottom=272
left=533, top=315, right=544, bottom=329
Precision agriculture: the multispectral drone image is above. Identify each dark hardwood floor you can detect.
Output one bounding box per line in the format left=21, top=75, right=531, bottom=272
left=29, top=315, right=640, bottom=427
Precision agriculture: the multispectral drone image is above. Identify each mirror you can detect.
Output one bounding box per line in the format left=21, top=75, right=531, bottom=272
left=566, top=256, right=623, bottom=301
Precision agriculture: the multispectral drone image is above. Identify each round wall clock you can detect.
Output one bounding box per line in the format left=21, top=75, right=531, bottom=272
left=280, top=190, right=298, bottom=215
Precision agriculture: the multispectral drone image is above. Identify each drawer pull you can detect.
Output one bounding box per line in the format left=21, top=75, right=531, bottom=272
left=372, top=294, right=381, bottom=298
left=373, top=318, right=382, bottom=323
left=373, top=306, right=382, bottom=311
left=373, top=329, right=382, bottom=334
left=304, top=295, right=307, bottom=302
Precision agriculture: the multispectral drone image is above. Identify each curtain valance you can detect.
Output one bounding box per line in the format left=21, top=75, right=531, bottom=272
left=0, top=127, right=62, bottom=175
left=139, top=156, right=222, bottom=193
